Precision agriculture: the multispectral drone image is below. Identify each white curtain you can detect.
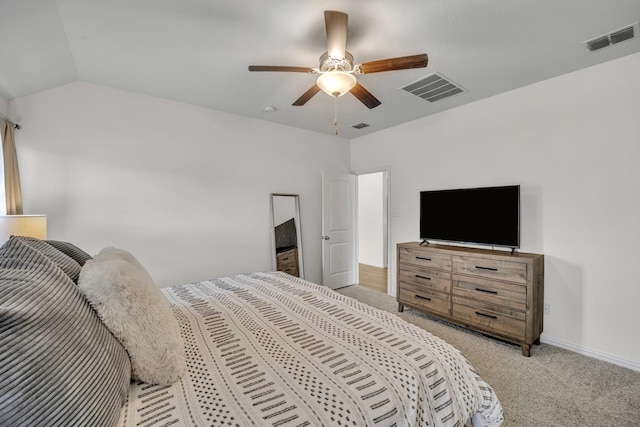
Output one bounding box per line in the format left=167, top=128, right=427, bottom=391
left=0, top=118, right=23, bottom=215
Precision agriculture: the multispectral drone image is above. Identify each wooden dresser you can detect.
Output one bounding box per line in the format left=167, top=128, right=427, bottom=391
left=276, top=247, right=299, bottom=277
left=397, top=242, right=544, bottom=356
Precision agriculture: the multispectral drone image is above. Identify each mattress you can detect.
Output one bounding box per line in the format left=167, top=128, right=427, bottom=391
left=117, top=272, right=503, bottom=426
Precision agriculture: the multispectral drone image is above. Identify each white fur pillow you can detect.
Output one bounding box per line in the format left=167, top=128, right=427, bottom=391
left=78, top=247, right=185, bottom=385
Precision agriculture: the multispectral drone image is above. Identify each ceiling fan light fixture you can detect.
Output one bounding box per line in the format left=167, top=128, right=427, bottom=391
left=316, top=71, right=356, bottom=97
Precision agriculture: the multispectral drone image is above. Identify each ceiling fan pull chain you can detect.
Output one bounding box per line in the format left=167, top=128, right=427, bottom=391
left=334, top=96, right=339, bottom=135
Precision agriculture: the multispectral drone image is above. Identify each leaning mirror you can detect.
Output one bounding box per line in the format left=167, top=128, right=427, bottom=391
left=270, top=193, right=304, bottom=278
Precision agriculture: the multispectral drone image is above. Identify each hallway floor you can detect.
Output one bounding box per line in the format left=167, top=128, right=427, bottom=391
left=358, top=263, right=387, bottom=294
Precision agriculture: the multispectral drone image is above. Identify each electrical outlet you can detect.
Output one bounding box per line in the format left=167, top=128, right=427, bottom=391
left=544, top=303, right=551, bottom=315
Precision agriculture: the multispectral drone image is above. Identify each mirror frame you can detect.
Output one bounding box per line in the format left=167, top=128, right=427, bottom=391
left=270, top=193, right=304, bottom=279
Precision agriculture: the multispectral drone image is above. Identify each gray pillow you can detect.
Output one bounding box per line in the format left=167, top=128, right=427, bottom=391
left=46, top=239, right=93, bottom=266
left=11, top=236, right=82, bottom=282
left=0, top=238, right=131, bottom=427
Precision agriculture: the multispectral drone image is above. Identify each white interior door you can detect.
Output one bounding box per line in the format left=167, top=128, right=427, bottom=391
left=322, top=172, right=356, bottom=289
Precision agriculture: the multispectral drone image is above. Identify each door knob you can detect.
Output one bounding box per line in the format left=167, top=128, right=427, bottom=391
left=322, top=235, right=330, bottom=240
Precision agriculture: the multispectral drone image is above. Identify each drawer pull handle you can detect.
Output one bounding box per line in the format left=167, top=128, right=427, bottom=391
left=475, top=311, right=498, bottom=320
left=476, top=266, right=498, bottom=272
left=415, top=295, right=432, bottom=301
left=475, top=288, right=498, bottom=295
left=416, top=257, right=432, bottom=261
left=282, top=257, right=289, bottom=261
left=415, top=275, right=431, bottom=281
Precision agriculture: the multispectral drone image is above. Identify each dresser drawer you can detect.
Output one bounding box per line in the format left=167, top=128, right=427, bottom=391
left=452, top=301, right=525, bottom=338
left=278, top=258, right=297, bottom=270
left=277, top=249, right=299, bottom=277
left=399, top=286, right=450, bottom=317
left=399, top=246, right=452, bottom=270
left=452, top=274, right=526, bottom=311
left=452, top=255, right=527, bottom=284
left=280, top=266, right=299, bottom=276
left=277, top=249, right=297, bottom=268
left=398, top=266, right=451, bottom=293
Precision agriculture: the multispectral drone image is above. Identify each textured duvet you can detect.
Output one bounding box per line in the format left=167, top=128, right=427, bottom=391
left=118, top=272, right=503, bottom=427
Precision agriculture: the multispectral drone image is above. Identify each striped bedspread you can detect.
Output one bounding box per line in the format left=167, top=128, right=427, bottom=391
left=118, top=272, right=503, bottom=427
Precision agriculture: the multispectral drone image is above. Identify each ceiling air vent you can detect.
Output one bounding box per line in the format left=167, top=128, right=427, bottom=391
left=586, top=36, right=610, bottom=52
left=610, top=26, right=635, bottom=44
left=351, top=122, right=370, bottom=129
left=400, top=72, right=465, bottom=103
left=585, top=22, right=638, bottom=52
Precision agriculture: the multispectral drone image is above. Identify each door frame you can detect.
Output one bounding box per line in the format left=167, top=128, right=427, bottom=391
left=353, top=166, right=391, bottom=294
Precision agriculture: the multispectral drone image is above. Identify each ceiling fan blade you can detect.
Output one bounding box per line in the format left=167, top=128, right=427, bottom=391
left=358, top=54, right=428, bottom=74
left=248, top=65, right=315, bottom=73
left=350, top=82, right=381, bottom=109
left=325, top=10, right=348, bottom=60
left=292, top=84, right=322, bottom=106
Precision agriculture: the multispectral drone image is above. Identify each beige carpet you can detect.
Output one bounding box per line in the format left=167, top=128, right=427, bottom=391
left=335, top=284, right=640, bottom=427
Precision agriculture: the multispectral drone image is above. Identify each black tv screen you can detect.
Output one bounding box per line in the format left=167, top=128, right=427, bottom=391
left=275, top=218, right=298, bottom=252
left=420, top=185, right=520, bottom=248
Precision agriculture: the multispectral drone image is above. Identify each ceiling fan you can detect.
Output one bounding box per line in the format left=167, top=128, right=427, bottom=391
left=248, top=10, right=428, bottom=109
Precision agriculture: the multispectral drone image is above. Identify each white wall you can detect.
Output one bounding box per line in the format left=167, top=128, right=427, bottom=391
left=358, top=172, right=385, bottom=267
left=10, top=82, right=349, bottom=286
left=0, top=94, right=9, bottom=118
left=351, top=53, right=640, bottom=368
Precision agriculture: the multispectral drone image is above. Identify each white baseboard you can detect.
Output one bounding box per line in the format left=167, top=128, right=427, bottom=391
left=540, top=335, right=640, bottom=372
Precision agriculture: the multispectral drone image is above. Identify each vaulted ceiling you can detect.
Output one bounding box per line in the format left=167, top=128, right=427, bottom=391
left=1, top=1, right=639, bottom=139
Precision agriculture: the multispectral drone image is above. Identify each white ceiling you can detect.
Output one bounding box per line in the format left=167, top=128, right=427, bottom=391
left=1, top=0, right=639, bottom=139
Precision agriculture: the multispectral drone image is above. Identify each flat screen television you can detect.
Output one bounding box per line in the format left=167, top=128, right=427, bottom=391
left=274, top=217, right=298, bottom=253
left=420, top=185, right=520, bottom=248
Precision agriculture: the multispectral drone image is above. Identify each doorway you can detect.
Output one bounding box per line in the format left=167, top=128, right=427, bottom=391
left=357, top=171, right=389, bottom=294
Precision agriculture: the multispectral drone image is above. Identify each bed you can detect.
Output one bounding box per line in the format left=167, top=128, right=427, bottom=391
left=0, top=237, right=504, bottom=427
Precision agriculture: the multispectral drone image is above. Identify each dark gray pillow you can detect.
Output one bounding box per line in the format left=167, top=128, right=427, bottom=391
left=46, top=239, right=93, bottom=266
left=0, top=238, right=131, bottom=427
left=11, top=236, right=82, bottom=282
